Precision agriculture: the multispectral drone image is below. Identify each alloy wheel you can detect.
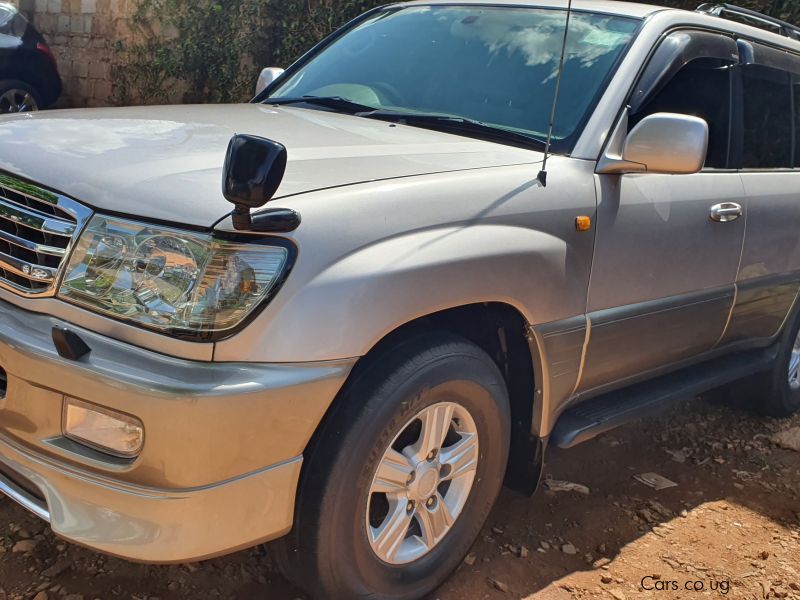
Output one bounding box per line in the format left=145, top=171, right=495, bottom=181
left=366, top=401, right=479, bottom=565
left=0, top=89, right=38, bottom=113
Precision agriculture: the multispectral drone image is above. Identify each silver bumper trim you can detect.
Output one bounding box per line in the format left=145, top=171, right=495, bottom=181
left=0, top=470, right=50, bottom=523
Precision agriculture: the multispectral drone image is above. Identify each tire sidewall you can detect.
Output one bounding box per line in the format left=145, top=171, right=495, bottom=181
left=317, top=350, right=510, bottom=599
left=770, top=310, right=800, bottom=414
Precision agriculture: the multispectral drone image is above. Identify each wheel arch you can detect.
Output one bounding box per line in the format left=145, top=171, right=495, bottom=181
left=305, top=302, right=545, bottom=495
left=0, top=56, right=60, bottom=107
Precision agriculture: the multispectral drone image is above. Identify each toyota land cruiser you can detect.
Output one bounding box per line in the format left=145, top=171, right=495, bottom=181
left=0, top=2, right=799, bottom=598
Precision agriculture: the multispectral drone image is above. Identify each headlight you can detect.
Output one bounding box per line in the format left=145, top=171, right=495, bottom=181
left=58, top=215, right=290, bottom=338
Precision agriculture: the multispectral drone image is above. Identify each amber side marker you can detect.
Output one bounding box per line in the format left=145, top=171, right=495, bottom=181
left=575, top=216, right=592, bottom=232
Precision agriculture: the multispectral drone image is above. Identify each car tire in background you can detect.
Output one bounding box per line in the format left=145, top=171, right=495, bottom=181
left=272, top=332, right=511, bottom=600
left=0, top=79, right=41, bottom=113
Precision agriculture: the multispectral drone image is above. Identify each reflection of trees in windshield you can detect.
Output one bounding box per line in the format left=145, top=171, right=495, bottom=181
left=457, top=12, right=634, bottom=82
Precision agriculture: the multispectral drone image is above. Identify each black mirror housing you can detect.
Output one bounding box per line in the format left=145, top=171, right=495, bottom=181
left=222, top=134, right=288, bottom=230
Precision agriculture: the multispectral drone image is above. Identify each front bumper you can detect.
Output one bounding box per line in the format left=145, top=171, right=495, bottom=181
left=0, top=438, right=303, bottom=562
left=0, top=298, right=355, bottom=562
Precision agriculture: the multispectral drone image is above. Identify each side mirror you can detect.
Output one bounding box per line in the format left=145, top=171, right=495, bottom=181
left=222, top=134, right=288, bottom=231
left=255, top=67, right=285, bottom=96
left=597, top=112, right=709, bottom=175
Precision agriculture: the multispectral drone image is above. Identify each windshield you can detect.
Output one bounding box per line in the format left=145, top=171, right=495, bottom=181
left=269, top=5, right=640, bottom=151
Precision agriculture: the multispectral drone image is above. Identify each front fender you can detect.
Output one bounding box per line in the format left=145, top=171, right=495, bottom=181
left=214, top=160, right=596, bottom=362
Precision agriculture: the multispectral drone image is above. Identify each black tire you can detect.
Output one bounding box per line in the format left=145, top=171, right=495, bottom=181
left=0, top=79, right=42, bottom=114
left=757, top=308, right=800, bottom=418
left=272, top=332, right=511, bottom=600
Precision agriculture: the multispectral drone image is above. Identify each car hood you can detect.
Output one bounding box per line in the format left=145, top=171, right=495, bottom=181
left=0, top=104, right=538, bottom=228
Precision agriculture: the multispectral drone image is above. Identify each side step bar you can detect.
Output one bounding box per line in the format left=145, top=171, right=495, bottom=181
left=549, top=346, right=778, bottom=449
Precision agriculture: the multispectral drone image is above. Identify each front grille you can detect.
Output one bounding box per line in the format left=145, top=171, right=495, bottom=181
left=0, top=174, right=92, bottom=297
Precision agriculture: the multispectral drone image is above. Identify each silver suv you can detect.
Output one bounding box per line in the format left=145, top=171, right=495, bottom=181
left=1, top=1, right=799, bottom=598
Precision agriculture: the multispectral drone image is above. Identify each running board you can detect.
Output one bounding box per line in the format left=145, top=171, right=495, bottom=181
left=550, top=347, right=778, bottom=449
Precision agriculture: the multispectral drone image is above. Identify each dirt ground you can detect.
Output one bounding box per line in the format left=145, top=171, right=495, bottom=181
left=1, top=394, right=799, bottom=600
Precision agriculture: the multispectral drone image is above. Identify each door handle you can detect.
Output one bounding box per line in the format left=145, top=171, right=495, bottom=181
left=709, top=202, right=743, bottom=223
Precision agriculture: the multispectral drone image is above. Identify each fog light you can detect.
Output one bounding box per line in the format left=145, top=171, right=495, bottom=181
left=63, top=398, right=144, bottom=458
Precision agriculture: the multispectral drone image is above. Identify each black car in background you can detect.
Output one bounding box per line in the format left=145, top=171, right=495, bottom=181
left=0, top=3, right=60, bottom=113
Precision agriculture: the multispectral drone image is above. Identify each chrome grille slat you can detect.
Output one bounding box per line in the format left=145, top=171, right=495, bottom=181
left=0, top=174, right=65, bottom=213
left=0, top=228, right=65, bottom=257
left=0, top=173, right=92, bottom=298
left=0, top=197, right=76, bottom=237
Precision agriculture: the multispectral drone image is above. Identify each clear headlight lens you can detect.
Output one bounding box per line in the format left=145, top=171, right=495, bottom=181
left=58, top=215, right=289, bottom=337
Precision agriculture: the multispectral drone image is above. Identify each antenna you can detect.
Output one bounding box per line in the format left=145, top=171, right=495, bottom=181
left=537, top=0, right=573, bottom=187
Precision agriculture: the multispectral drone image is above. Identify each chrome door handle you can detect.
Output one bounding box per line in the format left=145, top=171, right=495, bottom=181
left=709, top=202, right=742, bottom=223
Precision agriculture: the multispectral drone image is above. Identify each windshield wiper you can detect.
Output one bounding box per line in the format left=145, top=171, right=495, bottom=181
left=265, top=100, right=545, bottom=150
left=358, top=110, right=546, bottom=151
left=265, top=96, right=374, bottom=115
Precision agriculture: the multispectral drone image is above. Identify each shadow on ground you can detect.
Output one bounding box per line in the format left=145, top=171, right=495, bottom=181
left=1, top=397, right=798, bottom=600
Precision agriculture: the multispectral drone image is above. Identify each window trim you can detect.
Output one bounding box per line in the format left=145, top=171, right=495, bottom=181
left=628, top=29, right=739, bottom=116
left=600, top=24, right=800, bottom=174
left=615, top=27, right=739, bottom=172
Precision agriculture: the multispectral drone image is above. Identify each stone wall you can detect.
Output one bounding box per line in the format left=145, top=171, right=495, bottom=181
left=12, top=0, right=137, bottom=107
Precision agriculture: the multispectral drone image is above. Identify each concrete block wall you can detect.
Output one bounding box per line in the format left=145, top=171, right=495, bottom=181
left=15, top=0, right=136, bottom=107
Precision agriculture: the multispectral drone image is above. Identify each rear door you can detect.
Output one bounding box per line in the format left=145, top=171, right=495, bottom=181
left=578, top=30, right=746, bottom=395
left=718, top=41, right=800, bottom=346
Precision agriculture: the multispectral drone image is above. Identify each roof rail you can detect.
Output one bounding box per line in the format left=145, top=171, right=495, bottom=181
left=696, top=3, right=800, bottom=41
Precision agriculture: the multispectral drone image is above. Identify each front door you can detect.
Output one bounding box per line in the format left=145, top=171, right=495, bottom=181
left=577, top=30, right=746, bottom=395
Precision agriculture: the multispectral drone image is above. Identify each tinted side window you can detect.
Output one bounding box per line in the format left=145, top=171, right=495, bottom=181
left=632, top=58, right=732, bottom=169
left=741, top=65, right=792, bottom=169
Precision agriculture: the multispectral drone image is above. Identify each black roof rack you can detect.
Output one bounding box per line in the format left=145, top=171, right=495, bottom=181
left=696, top=3, right=800, bottom=41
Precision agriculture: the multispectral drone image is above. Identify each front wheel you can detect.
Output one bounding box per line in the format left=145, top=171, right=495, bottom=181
left=273, top=332, right=511, bottom=599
